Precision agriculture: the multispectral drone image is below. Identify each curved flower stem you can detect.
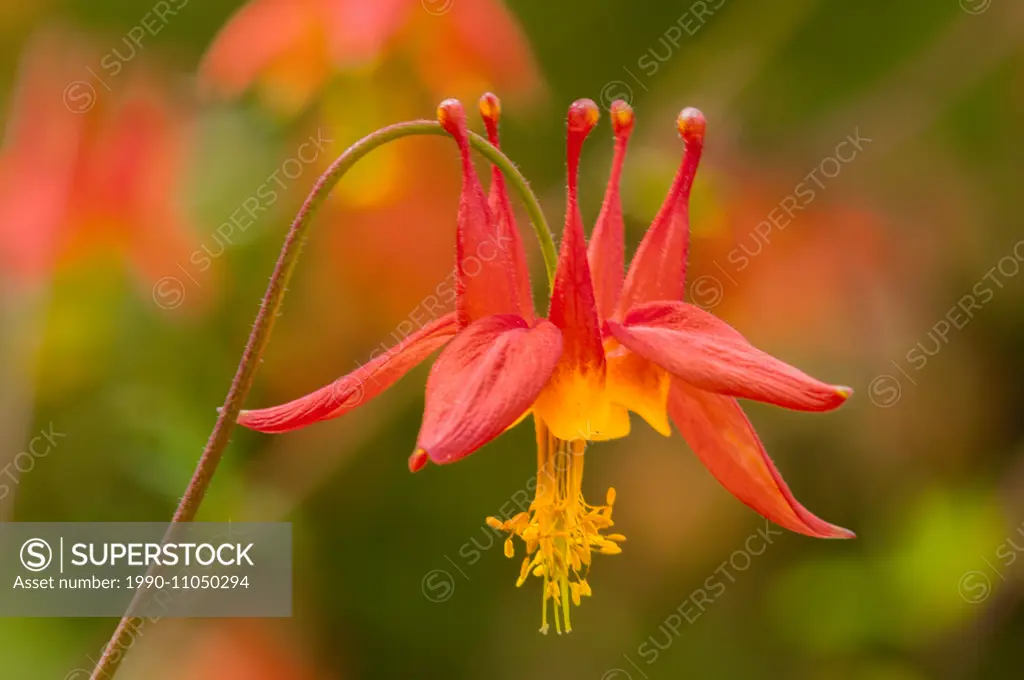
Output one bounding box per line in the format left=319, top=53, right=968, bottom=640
left=88, top=120, right=554, bottom=680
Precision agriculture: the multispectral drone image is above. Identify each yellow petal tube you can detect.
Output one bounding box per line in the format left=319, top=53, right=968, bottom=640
left=604, top=340, right=672, bottom=437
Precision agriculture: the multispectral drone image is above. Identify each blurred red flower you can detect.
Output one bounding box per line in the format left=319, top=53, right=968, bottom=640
left=200, top=0, right=542, bottom=113
left=0, top=29, right=198, bottom=295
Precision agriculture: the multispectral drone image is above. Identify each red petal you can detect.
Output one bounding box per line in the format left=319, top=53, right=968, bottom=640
left=547, top=99, right=605, bottom=372
left=438, top=99, right=525, bottom=328
left=415, top=314, right=562, bottom=464
left=668, top=380, right=854, bottom=539
left=587, top=100, right=633, bottom=322
left=238, top=313, right=458, bottom=433
left=608, top=301, right=852, bottom=412
left=479, top=93, right=534, bottom=323
left=617, top=108, right=705, bottom=315
left=199, top=0, right=314, bottom=97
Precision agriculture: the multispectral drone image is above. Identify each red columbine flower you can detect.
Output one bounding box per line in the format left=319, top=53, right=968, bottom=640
left=238, top=95, right=854, bottom=633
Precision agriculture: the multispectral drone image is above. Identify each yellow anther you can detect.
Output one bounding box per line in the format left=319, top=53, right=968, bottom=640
left=509, top=512, right=530, bottom=530
left=570, top=582, right=582, bottom=606
left=518, top=557, right=532, bottom=585
left=488, top=424, right=625, bottom=633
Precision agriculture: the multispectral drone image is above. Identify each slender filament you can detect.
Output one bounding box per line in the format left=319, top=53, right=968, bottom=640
left=489, top=419, right=624, bottom=633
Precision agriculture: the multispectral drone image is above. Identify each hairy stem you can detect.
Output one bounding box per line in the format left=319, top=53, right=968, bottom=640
left=88, top=120, right=553, bottom=680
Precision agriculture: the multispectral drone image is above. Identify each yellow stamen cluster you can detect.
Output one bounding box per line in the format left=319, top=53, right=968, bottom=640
left=487, top=422, right=625, bottom=634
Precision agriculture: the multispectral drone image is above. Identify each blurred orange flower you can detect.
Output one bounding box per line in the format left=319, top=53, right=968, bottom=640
left=200, top=0, right=543, bottom=113
left=688, top=162, right=916, bottom=360
left=0, top=29, right=198, bottom=294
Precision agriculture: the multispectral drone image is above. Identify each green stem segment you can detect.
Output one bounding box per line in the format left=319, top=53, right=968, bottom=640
left=88, top=120, right=554, bottom=680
